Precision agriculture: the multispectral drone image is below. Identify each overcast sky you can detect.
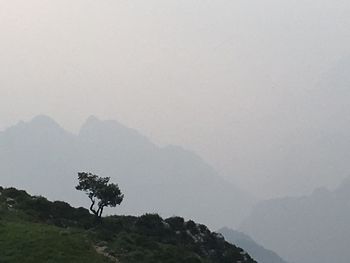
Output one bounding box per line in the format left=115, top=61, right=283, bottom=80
left=1, top=0, right=350, bottom=198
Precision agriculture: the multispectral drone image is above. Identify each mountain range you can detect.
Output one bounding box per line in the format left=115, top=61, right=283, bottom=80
left=0, top=115, right=255, bottom=229
left=240, top=177, right=350, bottom=263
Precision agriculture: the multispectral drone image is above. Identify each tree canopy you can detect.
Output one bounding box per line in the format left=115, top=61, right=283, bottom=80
left=76, top=172, right=124, bottom=218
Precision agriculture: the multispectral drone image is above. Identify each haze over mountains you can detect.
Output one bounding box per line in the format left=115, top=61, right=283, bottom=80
left=1, top=1, right=350, bottom=262
left=0, top=115, right=255, bottom=230
left=2, top=1, right=350, bottom=200
left=240, top=177, right=350, bottom=263
left=219, top=227, right=289, bottom=263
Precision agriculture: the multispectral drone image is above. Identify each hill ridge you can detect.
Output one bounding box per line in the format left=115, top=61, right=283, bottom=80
left=0, top=186, right=257, bottom=263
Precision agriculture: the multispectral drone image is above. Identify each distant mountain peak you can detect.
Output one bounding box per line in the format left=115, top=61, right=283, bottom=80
left=80, top=115, right=124, bottom=133
left=3, top=115, right=63, bottom=134
left=79, top=116, right=152, bottom=148
left=84, top=115, right=101, bottom=125
left=29, top=115, right=61, bottom=129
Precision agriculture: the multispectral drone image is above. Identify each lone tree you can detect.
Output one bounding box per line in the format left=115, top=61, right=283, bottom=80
left=76, top=172, right=124, bottom=219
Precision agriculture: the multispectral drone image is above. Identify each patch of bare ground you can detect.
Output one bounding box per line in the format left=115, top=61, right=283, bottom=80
left=94, top=245, right=120, bottom=263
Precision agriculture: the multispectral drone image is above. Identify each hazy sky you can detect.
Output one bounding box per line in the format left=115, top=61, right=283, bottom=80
left=1, top=0, right=350, bottom=198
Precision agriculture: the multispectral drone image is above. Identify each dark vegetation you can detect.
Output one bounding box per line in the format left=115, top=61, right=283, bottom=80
left=0, top=186, right=256, bottom=263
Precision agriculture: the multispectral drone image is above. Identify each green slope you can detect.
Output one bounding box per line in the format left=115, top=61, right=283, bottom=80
left=0, top=221, right=110, bottom=263
left=0, top=186, right=256, bottom=263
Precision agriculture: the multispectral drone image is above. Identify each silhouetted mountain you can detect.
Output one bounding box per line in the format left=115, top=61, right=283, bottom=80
left=219, top=227, right=289, bottom=263
left=0, top=115, right=255, bottom=229
left=240, top=177, right=350, bottom=263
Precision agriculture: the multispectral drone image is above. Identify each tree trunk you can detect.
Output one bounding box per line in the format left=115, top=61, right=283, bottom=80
left=98, top=206, right=104, bottom=218
left=89, top=198, right=99, bottom=217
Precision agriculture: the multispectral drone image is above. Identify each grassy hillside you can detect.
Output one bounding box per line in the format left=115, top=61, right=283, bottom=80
left=0, top=186, right=256, bottom=263
left=0, top=221, right=110, bottom=263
